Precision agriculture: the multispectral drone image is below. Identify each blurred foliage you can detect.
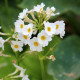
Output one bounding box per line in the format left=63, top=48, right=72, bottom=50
left=0, top=0, right=80, bottom=80
left=48, top=35, right=80, bottom=80
left=18, top=0, right=80, bottom=15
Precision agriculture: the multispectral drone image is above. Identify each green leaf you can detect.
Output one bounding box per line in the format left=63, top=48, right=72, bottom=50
left=19, top=54, right=54, bottom=80
left=47, top=35, right=80, bottom=80
left=0, top=43, right=16, bottom=78
left=18, top=0, right=80, bottom=15
left=0, top=57, right=15, bottom=78
left=0, top=4, right=21, bottom=33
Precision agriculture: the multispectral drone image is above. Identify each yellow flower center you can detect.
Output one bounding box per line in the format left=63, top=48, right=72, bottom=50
left=51, top=55, right=55, bottom=58
left=0, top=41, right=2, bottom=45
left=33, top=42, right=39, bottom=46
left=40, top=8, right=42, bottom=11
left=15, top=35, right=17, bottom=38
left=41, top=35, right=46, bottom=40
left=14, top=44, right=19, bottom=48
left=23, top=35, right=28, bottom=39
left=51, top=9, right=54, bottom=12
left=20, top=24, right=23, bottom=29
left=27, top=28, right=31, bottom=33
left=47, top=27, right=51, bottom=32
left=56, top=25, right=59, bottom=29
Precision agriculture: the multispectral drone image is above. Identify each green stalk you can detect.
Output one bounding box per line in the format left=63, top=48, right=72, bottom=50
left=4, top=0, right=13, bottom=27
left=39, top=57, right=45, bottom=80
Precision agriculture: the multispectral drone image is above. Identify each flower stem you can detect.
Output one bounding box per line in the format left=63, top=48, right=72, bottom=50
left=39, top=57, right=45, bottom=80
left=4, top=0, right=13, bottom=27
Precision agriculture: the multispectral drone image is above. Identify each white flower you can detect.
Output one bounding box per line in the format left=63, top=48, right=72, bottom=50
left=44, top=21, right=56, bottom=36
left=46, top=7, right=59, bottom=17
left=11, top=41, right=23, bottom=52
left=0, top=26, right=1, bottom=29
left=46, top=7, right=55, bottom=14
left=23, top=23, right=33, bottom=36
left=0, top=37, right=5, bottom=50
left=15, top=19, right=24, bottom=33
left=60, top=31, right=65, bottom=38
left=17, top=33, right=31, bottom=45
left=54, top=21, right=65, bottom=38
left=34, top=3, right=45, bottom=13
left=22, top=75, right=29, bottom=80
left=18, top=8, right=28, bottom=19
left=28, top=37, right=42, bottom=52
left=37, top=30, right=52, bottom=47
left=13, top=34, right=18, bottom=40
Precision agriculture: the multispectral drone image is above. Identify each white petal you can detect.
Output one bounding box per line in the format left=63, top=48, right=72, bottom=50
left=22, top=75, right=29, bottom=80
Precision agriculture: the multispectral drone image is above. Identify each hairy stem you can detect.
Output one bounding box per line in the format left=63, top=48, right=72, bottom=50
left=39, top=57, right=45, bottom=80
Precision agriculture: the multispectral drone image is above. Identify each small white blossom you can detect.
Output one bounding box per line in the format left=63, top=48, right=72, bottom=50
left=18, top=8, right=28, bottom=19
left=34, top=3, right=45, bottom=13
left=54, top=21, right=65, bottom=38
left=17, top=33, right=31, bottom=45
left=28, top=37, right=42, bottom=52
left=38, top=30, right=52, bottom=47
left=0, top=26, right=1, bottom=29
left=13, top=34, right=18, bottom=40
left=46, top=7, right=59, bottom=17
left=60, top=31, right=65, bottom=38
left=22, top=75, right=29, bottom=80
left=46, top=7, right=55, bottom=14
left=0, top=37, right=5, bottom=50
left=23, top=23, right=33, bottom=36
left=11, top=41, right=23, bottom=52
left=15, top=19, right=24, bottom=33
left=44, top=21, right=56, bottom=36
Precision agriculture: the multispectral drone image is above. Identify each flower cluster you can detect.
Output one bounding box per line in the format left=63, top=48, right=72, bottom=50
left=0, top=3, right=65, bottom=52
left=11, top=3, right=65, bottom=52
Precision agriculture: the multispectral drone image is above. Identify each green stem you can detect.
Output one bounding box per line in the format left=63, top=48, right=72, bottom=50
left=14, top=52, right=19, bottom=65
left=39, top=57, right=45, bottom=80
left=4, top=0, right=13, bottom=27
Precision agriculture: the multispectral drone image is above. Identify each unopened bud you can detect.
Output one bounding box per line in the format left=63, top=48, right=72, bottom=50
left=12, top=60, right=16, bottom=64
left=47, top=55, right=56, bottom=61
